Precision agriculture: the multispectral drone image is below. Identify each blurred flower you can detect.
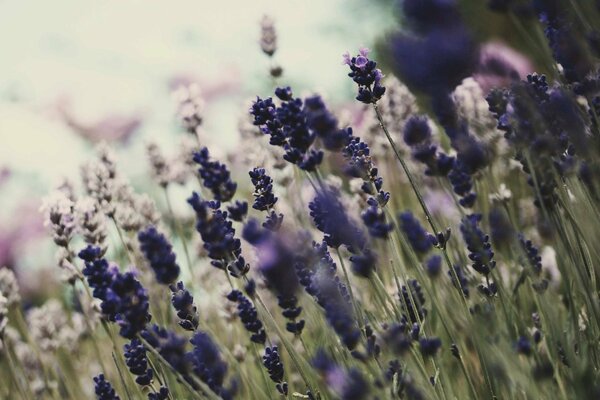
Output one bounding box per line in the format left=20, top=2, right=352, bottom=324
left=226, top=289, right=266, bottom=344
left=263, top=346, right=288, bottom=395
left=93, top=374, right=120, bottom=400
left=0, top=268, right=20, bottom=306
left=40, top=190, right=75, bottom=248
left=193, top=147, right=238, bottom=202
left=75, top=197, right=108, bottom=254
left=57, top=97, right=141, bottom=144
left=260, top=15, right=277, bottom=57
left=174, top=84, right=204, bottom=136
left=187, top=331, right=230, bottom=396
left=170, top=281, right=199, bottom=331
left=474, top=42, right=533, bottom=92
left=27, top=299, right=80, bottom=352
left=124, top=338, right=154, bottom=386
left=138, top=226, right=181, bottom=285
left=0, top=293, right=8, bottom=350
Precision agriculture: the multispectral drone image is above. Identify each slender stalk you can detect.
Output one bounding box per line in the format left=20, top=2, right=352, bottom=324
left=372, top=104, right=439, bottom=234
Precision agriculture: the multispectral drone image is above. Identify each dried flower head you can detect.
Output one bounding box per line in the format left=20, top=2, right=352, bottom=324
left=260, top=15, right=277, bottom=56
left=174, top=83, right=204, bottom=135
left=75, top=197, right=108, bottom=253
left=0, top=268, right=20, bottom=306
left=40, top=190, right=75, bottom=248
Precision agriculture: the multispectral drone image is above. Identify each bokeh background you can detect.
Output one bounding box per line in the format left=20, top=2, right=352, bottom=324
left=0, top=0, right=536, bottom=297
left=0, top=0, right=399, bottom=290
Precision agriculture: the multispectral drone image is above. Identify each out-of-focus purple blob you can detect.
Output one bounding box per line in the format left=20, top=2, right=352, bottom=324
left=474, top=42, right=534, bottom=92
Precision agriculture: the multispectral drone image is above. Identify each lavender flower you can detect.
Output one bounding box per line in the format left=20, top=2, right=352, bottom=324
left=187, top=331, right=229, bottom=396
left=309, top=188, right=364, bottom=250
left=226, top=290, right=266, bottom=344
left=142, top=325, right=189, bottom=376
left=193, top=147, right=237, bottom=202
left=148, top=387, right=170, bottom=400
left=249, top=168, right=278, bottom=211
left=311, top=270, right=361, bottom=350
left=40, top=190, right=75, bottom=248
left=518, top=234, right=542, bottom=275
left=252, top=234, right=304, bottom=334
left=313, top=349, right=370, bottom=399
left=259, top=15, right=277, bottom=56
left=425, top=255, right=442, bottom=277
left=400, top=279, right=426, bottom=324
left=343, top=48, right=386, bottom=104
left=448, top=265, right=470, bottom=298
left=79, top=246, right=151, bottom=338
left=138, top=226, right=181, bottom=285
left=448, top=161, right=477, bottom=208
left=460, top=214, right=496, bottom=276
left=93, top=374, right=120, bottom=400
left=174, top=84, right=204, bottom=135
left=124, top=338, right=153, bottom=386
left=419, top=337, right=442, bottom=357
left=188, top=193, right=248, bottom=277
left=75, top=197, right=108, bottom=253
left=146, top=142, right=171, bottom=188
left=79, top=245, right=116, bottom=300
left=361, top=198, right=393, bottom=239
left=398, top=212, right=434, bottom=255
left=309, top=188, right=377, bottom=277
left=250, top=88, right=324, bottom=171
left=263, top=346, right=288, bottom=395
left=304, top=95, right=352, bottom=151
left=105, top=271, right=152, bottom=339
left=170, top=281, right=199, bottom=331
left=403, top=116, right=455, bottom=177
left=227, top=201, right=248, bottom=222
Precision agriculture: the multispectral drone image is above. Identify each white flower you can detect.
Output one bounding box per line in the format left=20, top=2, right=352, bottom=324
left=0, top=268, right=20, bottom=306
left=40, top=190, right=75, bottom=247
left=489, top=183, right=512, bottom=202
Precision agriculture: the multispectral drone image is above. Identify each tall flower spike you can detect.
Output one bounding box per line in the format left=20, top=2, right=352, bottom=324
left=148, top=387, right=170, bottom=400
left=398, top=212, right=434, bottom=255
left=174, top=84, right=204, bottom=135
left=460, top=214, right=496, bottom=276
left=400, top=279, right=426, bottom=324
left=187, top=331, right=229, bottom=396
left=138, top=226, right=181, bottom=285
left=253, top=234, right=305, bottom=334
left=75, top=197, right=108, bottom=254
left=188, top=193, right=248, bottom=277
left=93, top=374, right=121, bottom=400
left=0, top=268, right=20, bottom=306
left=170, top=281, right=199, bottom=331
left=227, top=201, right=248, bottom=222
left=259, top=15, right=277, bottom=56
left=142, top=325, right=189, bottom=377
left=124, top=338, right=153, bottom=386
left=312, top=349, right=370, bottom=400
left=263, top=346, right=288, bottom=395
left=310, top=269, right=361, bottom=350
left=304, top=95, right=352, bottom=151
left=250, top=88, right=323, bottom=171
left=518, top=234, right=542, bottom=275
left=226, top=290, right=266, bottom=344
left=249, top=168, right=278, bottom=211
left=105, top=271, right=152, bottom=339
left=146, top=142, right=171, bottom=188
left=40, top=190, right=75, bottom=248
left=343, top=48, right=386, bottom=104
left=193, top=147, right=237, bottom=202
